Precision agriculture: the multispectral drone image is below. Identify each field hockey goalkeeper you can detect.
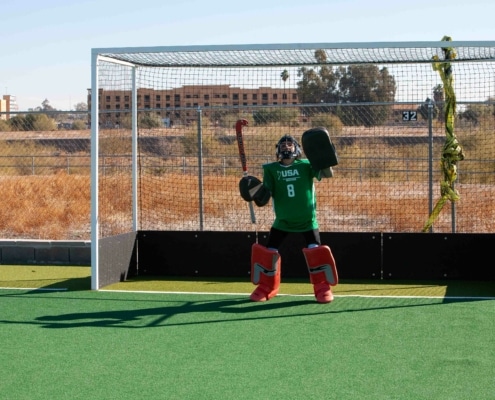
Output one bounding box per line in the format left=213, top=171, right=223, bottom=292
left=239, top=127, right=339, bottom=303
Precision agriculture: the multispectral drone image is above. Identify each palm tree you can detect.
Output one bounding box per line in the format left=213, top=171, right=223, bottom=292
left=280, top=69, right=289, bottom=93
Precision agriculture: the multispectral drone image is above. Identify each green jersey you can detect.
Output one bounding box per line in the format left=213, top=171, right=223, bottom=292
left=262, top=159, right=321, bottom=232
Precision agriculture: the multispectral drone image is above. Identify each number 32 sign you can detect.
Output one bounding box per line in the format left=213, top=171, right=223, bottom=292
left=402, top=111, right=417, bottom=121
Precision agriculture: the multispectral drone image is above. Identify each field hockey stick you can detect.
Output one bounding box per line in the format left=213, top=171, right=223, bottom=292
left=235, top=119, right=256, bottom=224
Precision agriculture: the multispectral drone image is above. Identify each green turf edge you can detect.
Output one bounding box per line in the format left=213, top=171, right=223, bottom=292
left=1, top=266, right=494, bottom=297
left=102, top=276, right=495, bottom=298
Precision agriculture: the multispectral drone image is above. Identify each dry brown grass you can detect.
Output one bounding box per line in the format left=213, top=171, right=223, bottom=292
left=0, top=172, right=91, bottom=239
left=1, top=168, right=494, bottom=240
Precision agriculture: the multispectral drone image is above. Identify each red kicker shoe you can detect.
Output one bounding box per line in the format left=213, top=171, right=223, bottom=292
left=313, top=283, right=334, bottom=303
left=250, top=284, right=279, bottom=302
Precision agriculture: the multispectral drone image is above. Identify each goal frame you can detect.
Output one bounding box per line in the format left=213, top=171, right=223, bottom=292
left=90, top=40, right=495, bottom=289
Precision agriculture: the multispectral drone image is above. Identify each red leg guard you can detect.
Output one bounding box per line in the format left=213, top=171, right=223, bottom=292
left=303, top=246, right=338, bottom=303
left=250, top=243, right=281, bottom=302
left=303, top=245, right=338, bottom=286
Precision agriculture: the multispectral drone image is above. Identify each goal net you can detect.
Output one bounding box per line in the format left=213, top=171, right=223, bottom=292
left=91, top=40, right=495, bottom=288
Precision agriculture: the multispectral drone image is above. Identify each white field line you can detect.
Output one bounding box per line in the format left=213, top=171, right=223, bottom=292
left=99, top=289, right=495, bottom=300
left=0, top=287, right=67, bottom=291
left=1, top=287, right=493, bottom=300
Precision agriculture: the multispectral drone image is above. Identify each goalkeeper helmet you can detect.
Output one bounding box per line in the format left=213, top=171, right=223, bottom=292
left=276, top=134, right=302, bottom=160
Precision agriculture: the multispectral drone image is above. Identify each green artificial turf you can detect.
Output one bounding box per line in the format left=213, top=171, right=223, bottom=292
left=1, top=288, right=494, bottom=400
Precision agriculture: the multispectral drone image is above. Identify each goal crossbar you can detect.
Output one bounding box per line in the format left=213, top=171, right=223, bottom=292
left=92, top=41, right=495, bottom=68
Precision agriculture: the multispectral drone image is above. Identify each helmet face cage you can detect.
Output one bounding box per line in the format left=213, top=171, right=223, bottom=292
left=276, top=134, right=302, bottom=160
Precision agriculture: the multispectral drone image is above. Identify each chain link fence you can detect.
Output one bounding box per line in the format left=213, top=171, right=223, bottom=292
left=1, top=102, right=494, bottom=240
left=0, top=110, right=90, bottom=239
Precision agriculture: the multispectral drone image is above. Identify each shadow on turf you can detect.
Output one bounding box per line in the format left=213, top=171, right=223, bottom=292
left=41, top=277, right=91, bottom=291
left=0, top=276, right=91, bottom=291
left=20, top=294, right=488, bottom=330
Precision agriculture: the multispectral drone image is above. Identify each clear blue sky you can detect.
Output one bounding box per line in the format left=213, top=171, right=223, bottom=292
left=1, top=0, right=494, bottom=110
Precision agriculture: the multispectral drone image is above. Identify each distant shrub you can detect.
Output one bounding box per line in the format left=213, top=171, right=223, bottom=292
left=0, top=119, right=11, bottom=132
left=310, top=114, right=343, bottom=135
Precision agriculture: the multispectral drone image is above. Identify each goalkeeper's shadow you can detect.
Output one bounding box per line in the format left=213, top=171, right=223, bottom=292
left=30, top=294, right=466, bottom=329
left=30, top=296, right=321, bottom=329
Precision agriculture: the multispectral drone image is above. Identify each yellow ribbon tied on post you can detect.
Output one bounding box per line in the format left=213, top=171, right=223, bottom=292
left=422, top=36, right=465, bottom=232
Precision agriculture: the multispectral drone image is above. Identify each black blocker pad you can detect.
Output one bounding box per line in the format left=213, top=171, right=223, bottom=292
left=302, top=127, right=338, bottom=168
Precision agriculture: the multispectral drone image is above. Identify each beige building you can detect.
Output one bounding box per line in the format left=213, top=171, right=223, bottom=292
left=0, top=99, right=6, bottom=120
left=88, top=85, right=299, bottom=127
left=0, top=95, right=18, bottom=120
